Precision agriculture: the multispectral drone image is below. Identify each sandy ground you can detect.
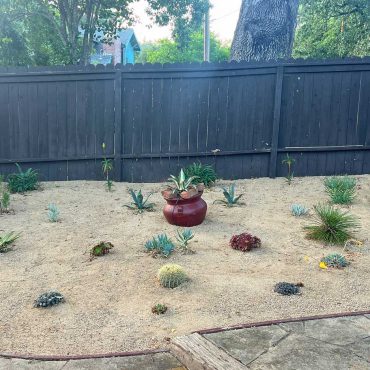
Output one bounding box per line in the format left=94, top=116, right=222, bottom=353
left=0, top=176, right=369, bottom=356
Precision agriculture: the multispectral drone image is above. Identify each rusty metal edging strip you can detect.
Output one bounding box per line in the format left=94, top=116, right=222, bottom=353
left=195, top=310, right=370, bottom=335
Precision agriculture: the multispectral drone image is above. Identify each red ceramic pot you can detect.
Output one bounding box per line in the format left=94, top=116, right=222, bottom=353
left=162, top=186, right=207, bottom=227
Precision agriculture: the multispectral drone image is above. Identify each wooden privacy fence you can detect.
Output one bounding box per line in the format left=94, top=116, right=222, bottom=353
left=0, top=58, right=370, bottom=182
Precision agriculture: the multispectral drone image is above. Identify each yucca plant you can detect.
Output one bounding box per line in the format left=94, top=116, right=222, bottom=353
left=7, top=163, right=38, bottom=193
left=214, top=184, right=243, bottom=207
left=304, top=204, right=358, bottom=245
left=101, top=143, right=114, bottom=192
left=168, top=169, right=199, bottom=194
left=282, top=154, right=295, bottom=185
left=184, top=162, right=217, bottom=187
left=0, top=231, right=20, bottom=253
left=176, top=229, right=195, bottom=254
left=324, top=176, right=356, bottom=204
left=124, top=189, right=154, bottom=213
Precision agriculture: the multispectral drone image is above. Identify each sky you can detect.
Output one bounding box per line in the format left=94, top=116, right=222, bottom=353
left=130, top=0, right=242, bottom=44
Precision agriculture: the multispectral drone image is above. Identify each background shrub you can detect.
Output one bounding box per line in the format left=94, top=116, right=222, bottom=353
left=184, top=162, right=217, bottom=187
left=7, top=163, right=38, bottom=193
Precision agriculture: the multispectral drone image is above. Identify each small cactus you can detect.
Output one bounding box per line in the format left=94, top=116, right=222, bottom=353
left=320, top=253, right=349, bottom=268
left=34, top=291, right=64, bottom=308
left=158, top=264, right=188, bottom=289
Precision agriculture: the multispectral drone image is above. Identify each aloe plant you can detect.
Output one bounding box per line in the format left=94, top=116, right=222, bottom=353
left=176, top=229, right=195, bottom=254
left=214, top=184, right=243, bottom=207
left=168, top=169, right=198, bottom=194
left=124, top=189, right=154, bottom=213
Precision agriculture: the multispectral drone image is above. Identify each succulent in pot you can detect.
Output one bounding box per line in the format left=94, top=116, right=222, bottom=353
left=162, top=169, right=207, bottom=227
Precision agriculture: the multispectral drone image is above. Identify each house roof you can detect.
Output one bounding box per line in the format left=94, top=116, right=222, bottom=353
left=91, top=28, right=141, bottom=51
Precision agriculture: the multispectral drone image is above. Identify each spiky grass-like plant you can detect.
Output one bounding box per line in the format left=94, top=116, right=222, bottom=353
left=214, top=184, right=243, bottom=207
left=124, top=189, right=154, bottom=213
left=0, top=231, right=20, bottom=253
left=184, top=162, right=217, bottom=187
left=324, top=176, right=356, bottom=204
left=282, top=154, right=295, bottom=185
left=47, top=204, right=60, bottom=222
left=7, top=163, right=38, bottom=193
left=304, top=204, right=358, bottom=245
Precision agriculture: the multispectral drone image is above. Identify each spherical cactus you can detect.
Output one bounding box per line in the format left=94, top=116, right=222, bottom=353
left=158, top=264, right=188, bottom=288
left=320, top=253, right=349, bottom=268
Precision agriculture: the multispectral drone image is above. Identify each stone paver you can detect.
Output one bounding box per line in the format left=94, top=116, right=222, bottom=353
left=0, top=352, right=183, bottom=370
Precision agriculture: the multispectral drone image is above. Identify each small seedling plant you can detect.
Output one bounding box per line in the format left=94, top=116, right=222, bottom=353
left=47, top=204, right=60, bottom=222
left=101, top=143, right=114, bottom=192
left=0, top=231, right=20, bottom=253
left=124, top=189, right=154, bottom=213
left=282, top=154, right=295, bottom=185
left=176, top=229, right=195, bottom=254
left=184, top=162, right=217, bottom=187
left=152, top=303, right=168, bottom=314
left=214, top=184, right=243, bottom=207
left=145, top=234, right=175, bottom=258
left=7, top=163, right=38, bottom=193
left=324, top=176, right=356, bottom=204
left=304, top=204, right=358, bottom=245
left=0, top=175, right=10, bottom=213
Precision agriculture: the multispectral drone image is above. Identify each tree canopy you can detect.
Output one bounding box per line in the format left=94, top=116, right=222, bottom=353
left=139, top=31, right=229, bottom=63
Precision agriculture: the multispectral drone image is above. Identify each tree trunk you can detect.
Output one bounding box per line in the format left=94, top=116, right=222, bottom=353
left=230, top=0, right=300, bottom=62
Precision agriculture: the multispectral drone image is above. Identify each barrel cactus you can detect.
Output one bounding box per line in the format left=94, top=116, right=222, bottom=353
left=320, top=253, right=349, bottom=268
left=34, top=291, right=64, bottom=308
left=158, top=264, right=188, bottom=288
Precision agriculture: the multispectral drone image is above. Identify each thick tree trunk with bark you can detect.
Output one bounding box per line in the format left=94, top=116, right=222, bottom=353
left=230, top=0, right=299, bottom=62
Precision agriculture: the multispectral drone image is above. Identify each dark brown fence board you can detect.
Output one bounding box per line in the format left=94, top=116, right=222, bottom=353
left=0, top=59, right=370, bottom=182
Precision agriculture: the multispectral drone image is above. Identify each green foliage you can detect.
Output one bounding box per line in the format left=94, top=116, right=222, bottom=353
left=101, top=143, right=114, bottom=192
left=139, top=31, right=230, bottom=64
left=214, top=184, right=243, bottom=207
left=0, top=231, right=20, bottom=253
left=0, top=175, right=10, bottom=213
left=168, top=169, right=199, bottom=194
left=34, top=291, right=65, bottom=308
left=152, top=303, right=168, bottom=314
left=282, top=154, right=295, bottom=185
left=291, top=204, right=309, bottom=217
left=176, top=229, right=195, bottom=254
left=321, top=253, right=349, bottom=268
left=7, top=164, right=38, bottom=193
left=324, top=176, right=356, bottom=204
left=145, top=234, right=175, bottom=258
left=304, top=204, right=358, bottom=244
left=90, top=241, right=114, bottom=259
left=294, top=0, right=370, bottom=58
left=184, top=162, right=217, bottom=187
left=125, top=189, right=154, bottom=213
left=157, top=264, right=188, bottom=288
left=47, top=204, right=60, bottom=222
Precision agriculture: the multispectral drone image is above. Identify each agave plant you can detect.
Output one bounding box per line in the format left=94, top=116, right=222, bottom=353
left=124, top=189, right=154, bottom=213
left=176, top=229, right=195, bottom=254
left=214, top=184, right=243, bottom=207
left=0, top=231, right=20, bottom=253
left=168, top=169, right=198, bottom=194
left=145, top=234, right=175, bottom=258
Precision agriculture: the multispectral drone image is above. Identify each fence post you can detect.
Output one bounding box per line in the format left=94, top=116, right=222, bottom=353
left=269, top=65, right=284, bottom=178
left=114, top=69, right=122, bottom=182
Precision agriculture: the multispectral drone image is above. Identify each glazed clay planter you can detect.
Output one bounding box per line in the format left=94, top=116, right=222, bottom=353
left=162, top=185, right=207, bottom=227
